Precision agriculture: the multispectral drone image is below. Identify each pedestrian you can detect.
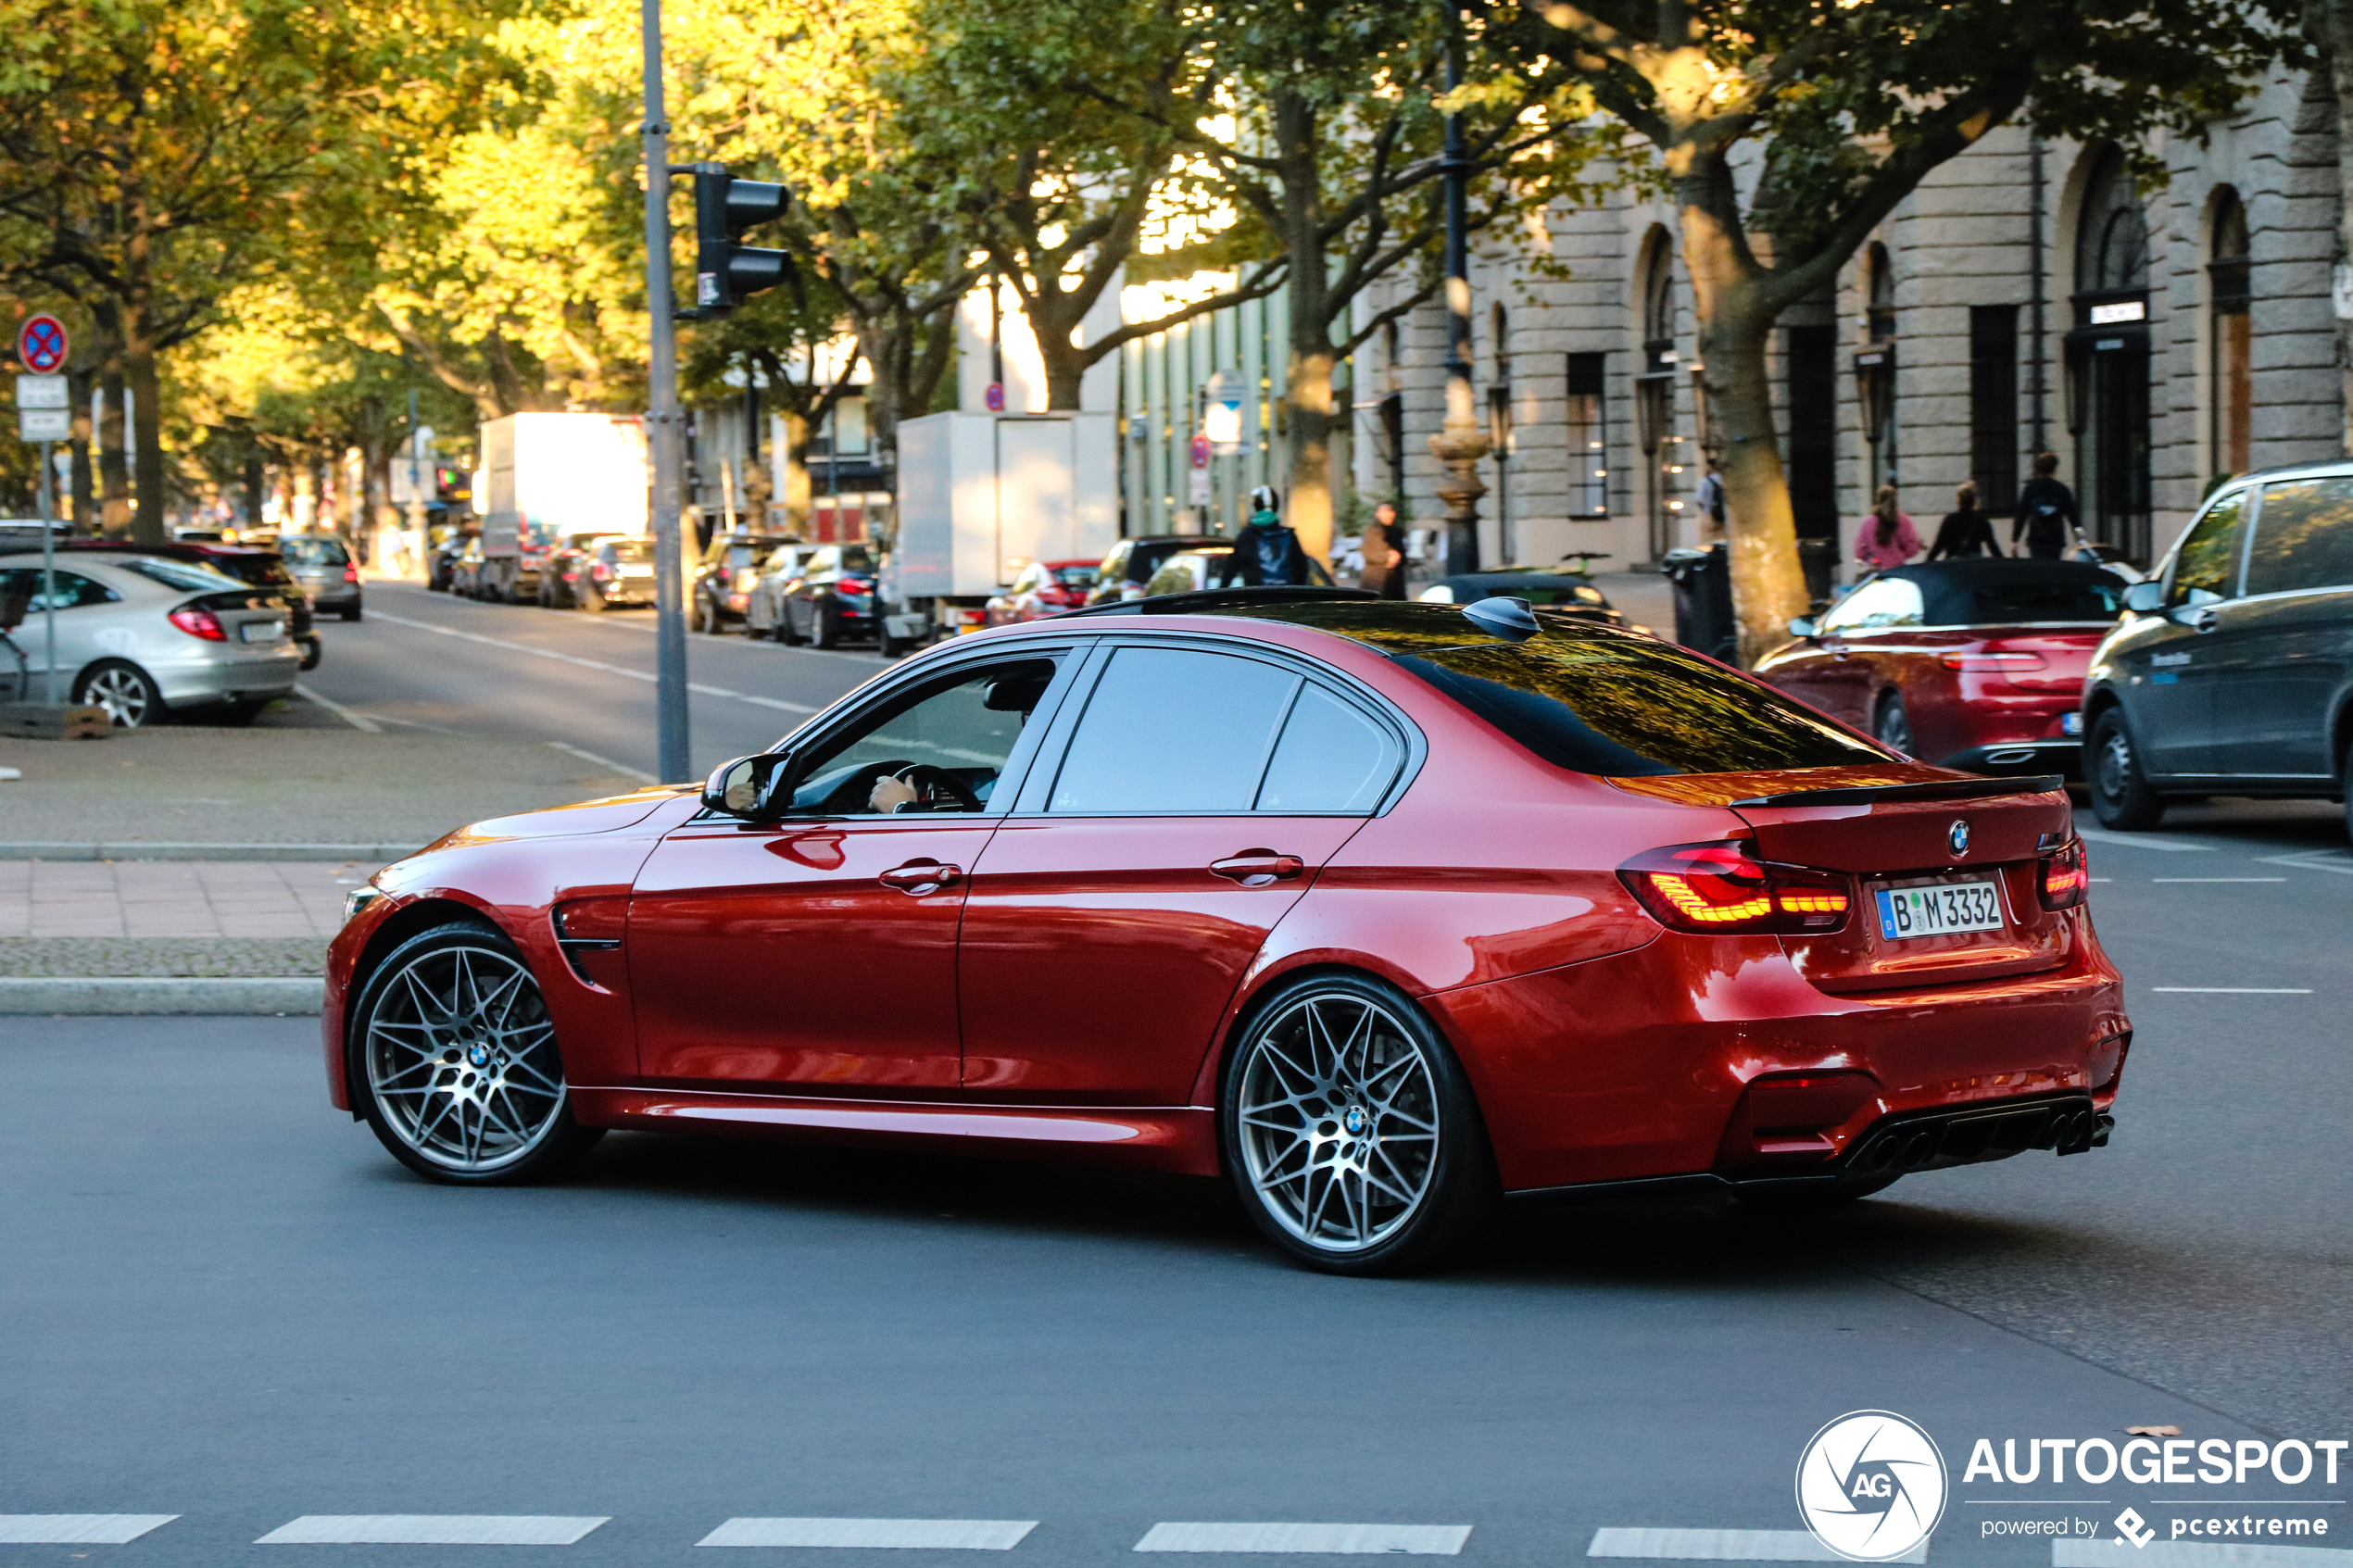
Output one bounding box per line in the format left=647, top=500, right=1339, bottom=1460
left=1692, top=458, right=1728, bottom=541
left=1854, top=484, right=1922, bottom=572
left=1925, top=482, right=1998, bottom=560
left=2012, top=452, right=2079, bottom=559
left=1358, top=500, right=1409, bottom=599
left=1221, top=485, right=1312, bottom=587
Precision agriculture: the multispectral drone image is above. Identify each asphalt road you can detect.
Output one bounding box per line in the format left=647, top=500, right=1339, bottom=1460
left=297, top=581, right=899, bottom=781
left=5, top=792, right=2347, bottom=1566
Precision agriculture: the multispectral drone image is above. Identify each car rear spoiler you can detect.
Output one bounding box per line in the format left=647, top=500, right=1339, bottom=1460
left=1730, top=775, right=2066, bottom=809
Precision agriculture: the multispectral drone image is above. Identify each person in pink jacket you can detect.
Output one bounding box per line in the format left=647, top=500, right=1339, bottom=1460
left=1854, top=485, right=1923, bottom=571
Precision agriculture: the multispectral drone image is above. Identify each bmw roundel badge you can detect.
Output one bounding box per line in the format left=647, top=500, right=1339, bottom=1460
left=1948, top=820, right=1970, bottom=857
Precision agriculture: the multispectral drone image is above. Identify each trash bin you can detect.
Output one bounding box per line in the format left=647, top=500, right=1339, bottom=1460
left=1662, top=544, right=1737, bottom=663
left=1796, top=536, right=1836, bottom=612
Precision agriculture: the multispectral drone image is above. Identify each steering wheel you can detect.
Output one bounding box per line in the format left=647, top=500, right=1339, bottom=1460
left=814, top=758, right=918, bottom=814
left=891, top=763, right=983, bottom=811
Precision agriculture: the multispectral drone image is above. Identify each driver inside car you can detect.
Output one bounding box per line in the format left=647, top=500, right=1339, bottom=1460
left=816, top=662, right=1054, bottom=815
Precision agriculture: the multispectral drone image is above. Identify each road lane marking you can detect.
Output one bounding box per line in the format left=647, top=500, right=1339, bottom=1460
left=546, top=741, right=658, bottom=784
left=256, top=1516, right=609, bottom=1545
left=2057, top=1545, right=2353, bottom=1568
left=293, top=683, right=383, bottom=734
left=2152, top=877, right=2286, bottom=883
left=2150, top=987, right=2312, bottom=994
left=699, top=1520, right=1038, bottom=1549
left=369, top=612, right=824, bottom=717
left=2074, top=829, right=2215, bottom=852
left=1590, top=1529, right=1924, bottom=1563
left=1137, top=1524, right=1472, bottom=1554
left=0, top=1516, right=178, bottom=1544
left=2259, top=852, right=2353, bottom=876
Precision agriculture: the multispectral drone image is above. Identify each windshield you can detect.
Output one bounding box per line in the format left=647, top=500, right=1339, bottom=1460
left=838, top=546, right=875, bottom=573
left=1051, top=565, right=1101, bottom=588
left=277, top=536, right=349, bottom=567
left=1968, top=578, right=2124, bottom=622
left=1238, top=602, right=1889, bottom=777
left=603, top=541, right=652, bottom=562
left=116, top=557, right=253, bottom=595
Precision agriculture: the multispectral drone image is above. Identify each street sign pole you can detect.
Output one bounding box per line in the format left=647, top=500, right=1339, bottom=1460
left=641, top=0, right=691, bottom=784
left=16, top=317, right=72, bottom=709
left=37, top=438, right=57, bottom=705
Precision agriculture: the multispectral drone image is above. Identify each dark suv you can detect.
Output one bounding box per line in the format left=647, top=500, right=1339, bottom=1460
left=2082, top=461, right=2353, bottom=839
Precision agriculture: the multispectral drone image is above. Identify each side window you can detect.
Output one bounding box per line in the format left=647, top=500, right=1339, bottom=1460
left=1819, top=576, right=1924, bottom=632
left=787, top=657, right=1060, bottom=815
left=1051, top=647, right=1300, bottom=813
left=3, top=569, right=120, bottom=610
left=1257, top=684, right=1402, bottom=812
left=2168, top=490, right=2246, bottom=605
left=2246, top=478, right=2353, bottom=596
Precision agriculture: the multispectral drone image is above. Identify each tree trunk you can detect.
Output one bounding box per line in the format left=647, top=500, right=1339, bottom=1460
left=1284, top=345, right=1336, bottom=563
left=1038, top=336, right=1087, bottom=411
left=68, top=369, right=94, bottom=534
left=97, top=370, right=131, bottom=539
left=1273, top=89, right=1336, bottom=564
left=777, top=409, right=812, bottom=533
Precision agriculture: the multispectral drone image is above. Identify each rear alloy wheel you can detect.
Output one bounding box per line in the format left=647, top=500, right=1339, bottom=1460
left=351, top=922, right=602, bottom=1185
left=1223, top=973, right=1497, bottom=1275
left=1874, top=692, right=1915, bottom=755
left=812, top=602, right=840, bottom=648
left=73, top=659, right=163, bottom=728
left=2088, top=708, right=2165, bottom=830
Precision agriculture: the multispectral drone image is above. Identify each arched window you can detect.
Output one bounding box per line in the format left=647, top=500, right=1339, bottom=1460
left=1858, top=245, right=1897, bottom=488
left=2209, top=190, right=2251, bottom=478
left=2069, top=145, right=2153, bottom=562
left=2078, top=148, right=2151, bottom=294
left=1865, top=245, right=1896, bottom=343
left=1636, top=235, right=1680, bottom=559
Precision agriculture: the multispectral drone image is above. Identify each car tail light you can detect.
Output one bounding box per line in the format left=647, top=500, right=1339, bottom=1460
left=1617, top=840, right=1853, bottom=934
left=1941, top=651, right=2048, bottom=671
left=837, top=579, right=872, bottom=596
left=343, top=562, right=359, bottom=583
left=592, top=562, right=611, bottom=581
left=168, top=607, right=227, bottom=641
left=2038, top=837, right=2089, bottom=909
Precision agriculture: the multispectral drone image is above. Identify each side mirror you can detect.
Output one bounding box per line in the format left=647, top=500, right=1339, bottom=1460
left=700, top=752, right=796, bottom=821
left=1787, top=616, right=1818, bottom=639
left=2121, top=581, right=2165, bottom=615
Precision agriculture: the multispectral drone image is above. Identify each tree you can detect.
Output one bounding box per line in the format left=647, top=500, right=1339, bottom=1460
left=680, top=281, right=862, bottom=533
left=1504, top=0, right=2291, bottom=663
left=0, top=0, right=532, bottom=543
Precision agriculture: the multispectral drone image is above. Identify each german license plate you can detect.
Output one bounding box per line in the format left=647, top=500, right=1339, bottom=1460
left=240, top=621, right=283, bottom=643
left=1874, top=879, right=2004, bottom=941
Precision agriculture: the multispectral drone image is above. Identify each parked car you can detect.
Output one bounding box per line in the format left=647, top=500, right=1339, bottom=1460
left=448, top=535, right=492, bottom=599
left=58, top=540, right=321, bottom=672
left=1088, top=534, right=1231, bottom=606
left=772, top=544, right=878, bottom=646
left=745, top=543, right=823, bottom=639
left=985, top=559, right=1101, bottom=625
left=537, top=532, right=630, bottom=609
left=1416, top=565, right=1646, bottom=633
left=573, top=537, right=660, bottom=611
left=330, top=592, right=2123, bottom=1275
left=694, top=533, right=797, bottom=633
left=276, top=533, right=362, bottom=621
left=1755, top=559, right=2129, bottom=777
left=1142, top=546, right=1337, bottom=598
left=428, top=529, right=475, bottom=594
left=2082, top=462, right=2353, bottom=837
left=0, top=549, right=301, bottom=726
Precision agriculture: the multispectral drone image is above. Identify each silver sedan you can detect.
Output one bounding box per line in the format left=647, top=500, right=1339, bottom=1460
left=0, top=550, right=303, bottom=727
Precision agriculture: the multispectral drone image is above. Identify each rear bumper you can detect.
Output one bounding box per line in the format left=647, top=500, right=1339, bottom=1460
left=1939, top=737, right=2082, bottom=778
left=152, top=646, right=302, bottom=708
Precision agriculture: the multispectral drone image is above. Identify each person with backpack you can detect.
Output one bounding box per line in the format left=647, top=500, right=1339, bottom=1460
left=1926, top=482, right=1998, bottom=560
left=1222, top=485, right=1312, bottom=587
left=2012, top=453, right=2080, bottom=559
left=1692, top=458, right=1728, bottom=541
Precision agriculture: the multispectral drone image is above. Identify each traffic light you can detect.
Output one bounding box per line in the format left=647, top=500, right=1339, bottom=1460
left=689, top=163, right=792, bottom=315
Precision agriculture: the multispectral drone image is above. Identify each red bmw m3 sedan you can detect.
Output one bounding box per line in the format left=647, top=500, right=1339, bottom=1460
left=324, top=588, right=2130, bottom=1274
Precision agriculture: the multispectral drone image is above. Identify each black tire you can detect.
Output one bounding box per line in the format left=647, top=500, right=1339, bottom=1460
left=812, top=602, right=839, bottom=648
left=698, top=596, right=722, bottom=635
left=1220, top=972, right=1499, bottom=1275
left=342, top=604, right=363, bottom=622
left=1874, top=692, right=1915, bottom=756
left=297, top=637, right=322, bottom=672
left=2341, top=734, right=2353, bottom=847
left=577, top=583, right=608, bottom=614
left=346, top=921, right=603, bottom=1186
left=879, top=624, right=909, bottom=659
left=2088, top=707, right=2165, bottom=830
left=777, top=599, right=808, bottom=645
left=72, top=659, right=164, bottom=729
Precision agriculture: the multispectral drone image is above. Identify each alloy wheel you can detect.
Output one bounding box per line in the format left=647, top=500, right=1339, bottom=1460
left=1875, top=696, right=1914, bottom=755
left=362, top=940, right=569, bottom=1174
left=80, top=665, right=154, bottom=728
left=2096, top=731, right=2133, bottom=802
left=1234, top=991, right=1441, bottom=1253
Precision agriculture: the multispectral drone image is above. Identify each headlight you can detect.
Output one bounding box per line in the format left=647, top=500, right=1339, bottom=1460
left=341, top=885, right=384, bottom=924
left=1416, top=584, right=1456, bottom=604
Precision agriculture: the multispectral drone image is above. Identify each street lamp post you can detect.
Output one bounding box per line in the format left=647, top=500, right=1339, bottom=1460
left=1428, top=19, right=1490, bottom=576
left=640, top=0, right=691, bottom=784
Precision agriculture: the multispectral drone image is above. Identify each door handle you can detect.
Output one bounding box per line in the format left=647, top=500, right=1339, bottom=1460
left=878, top=859, right=962, bottom=895
left=1210, top=851, right=1305, bottom=887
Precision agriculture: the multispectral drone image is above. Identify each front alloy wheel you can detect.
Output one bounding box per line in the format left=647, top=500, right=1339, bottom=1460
left=1224, top=975, right=1496, bottom=1274
left=74, top=660, right=161, bottom=728
left=352, top=922, right=601, bottom=1184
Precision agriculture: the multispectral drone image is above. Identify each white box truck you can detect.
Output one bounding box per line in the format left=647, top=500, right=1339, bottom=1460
left=882, top=411, right=1116, bottom=650
left=475, top=413, right=650, bottom=601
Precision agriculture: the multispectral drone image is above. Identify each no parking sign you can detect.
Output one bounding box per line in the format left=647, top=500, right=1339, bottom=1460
left=17, top=314, right=68, bottom=373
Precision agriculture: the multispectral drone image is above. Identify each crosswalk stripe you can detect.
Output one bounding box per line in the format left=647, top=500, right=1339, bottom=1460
left=699, top=1519, right=1038, bottom=1549
left=1589, top=1528, right=1926, bottom=1563
left=1135, top=1524, right=1472, bottom=1555
left=0, top=1515, right=179, bottom=1544
left=2057, top=1545, right=2352, bottom=1568
left=255, top=1516, right=609, bottom=1545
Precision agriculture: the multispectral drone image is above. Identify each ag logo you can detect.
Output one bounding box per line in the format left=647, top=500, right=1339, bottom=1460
left=1794, top=1410, right=1948, bottom=1562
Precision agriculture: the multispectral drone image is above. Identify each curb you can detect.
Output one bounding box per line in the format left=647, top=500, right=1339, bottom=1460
left=0, top=977, right=325, bottom=1015
left=0, top=843, right=417, bottom=863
